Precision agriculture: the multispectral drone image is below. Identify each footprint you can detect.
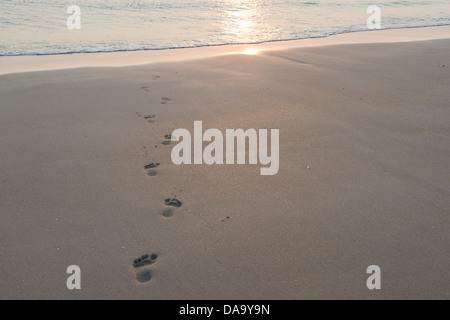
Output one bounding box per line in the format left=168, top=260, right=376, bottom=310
left=162, top=208, right=174, bottom=218
left=136, top=270, right=152, bottom=283
left=141, top=86, right=150, bottom=92
left=161, top=97, right=171, bottom=105
left=161, top=134, right=172, bottom=145
left=133, top=253, right=158, bottom=284
left=152, top=75, right=160, bottom=80
left=165, top=197, right=182, bottom=208
left=133, top=253, right=158, bottom=268
left=144, top=163, right=160, bottom=177
left=145, top=115, right=156, bottom=123
left=162, top=197, right=181, bottom=217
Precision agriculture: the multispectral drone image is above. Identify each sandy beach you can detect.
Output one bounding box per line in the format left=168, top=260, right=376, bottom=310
left=0, top=27, right=449, bottom=299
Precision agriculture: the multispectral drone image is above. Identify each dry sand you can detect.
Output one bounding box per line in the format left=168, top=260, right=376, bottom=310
left=0, top=27, right=449, bottom=299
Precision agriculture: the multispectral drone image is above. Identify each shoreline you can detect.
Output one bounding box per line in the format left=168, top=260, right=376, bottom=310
left=1, top=25, right=450, bottom=76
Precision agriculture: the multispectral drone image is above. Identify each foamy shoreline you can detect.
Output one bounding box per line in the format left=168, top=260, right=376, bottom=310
left=1, top=25, right=450, bottom=76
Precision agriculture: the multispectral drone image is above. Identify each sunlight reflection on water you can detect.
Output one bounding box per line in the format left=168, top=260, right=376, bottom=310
left=0, top=0, right=449, bottom=55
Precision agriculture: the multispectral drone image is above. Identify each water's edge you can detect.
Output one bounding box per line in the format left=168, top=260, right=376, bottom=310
left=2, top=23, right=450, bottom=58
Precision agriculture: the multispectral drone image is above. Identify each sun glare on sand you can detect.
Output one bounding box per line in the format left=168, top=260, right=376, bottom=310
left=243, top=48, right=259, bottom=55
left=229, top=48, right=260, bottom=55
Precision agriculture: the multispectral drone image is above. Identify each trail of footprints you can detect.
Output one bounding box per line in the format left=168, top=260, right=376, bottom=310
left=134, top=81, right=182, bottom=284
